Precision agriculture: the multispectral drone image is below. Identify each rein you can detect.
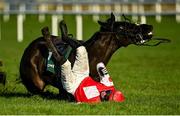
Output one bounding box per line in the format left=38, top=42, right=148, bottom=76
left=99, top=31, right=171, bottom=47
left=120, top=15, right=171, bottom=46
left=136, top=37, right=171, bottom=46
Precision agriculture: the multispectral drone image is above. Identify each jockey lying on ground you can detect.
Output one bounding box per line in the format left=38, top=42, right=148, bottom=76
left=42, top=23, right=125, bottom=103
left=60, top=45, right=125, bottom=103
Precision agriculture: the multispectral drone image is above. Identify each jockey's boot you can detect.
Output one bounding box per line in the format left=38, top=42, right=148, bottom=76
left=97, top=62, right=110, bottom=79
left=97, top=62, right=113, bottom=87
left=59, top=20, right=68, bottom=39
left=59, top=20, right=82, bottom=49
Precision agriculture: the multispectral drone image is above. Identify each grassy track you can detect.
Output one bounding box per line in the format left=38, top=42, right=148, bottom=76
left=0, top=15, right=180, bottom=115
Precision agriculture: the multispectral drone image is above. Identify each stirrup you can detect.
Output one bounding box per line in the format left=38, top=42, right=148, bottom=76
left=63, top=45, right=72, bottom=60
left=56, top=43, right=72, bottom=60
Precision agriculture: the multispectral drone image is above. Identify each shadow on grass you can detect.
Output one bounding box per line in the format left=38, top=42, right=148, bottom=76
left=0, top=88, right=73, bottom=102
left=0, top=91, right=32, bottom=98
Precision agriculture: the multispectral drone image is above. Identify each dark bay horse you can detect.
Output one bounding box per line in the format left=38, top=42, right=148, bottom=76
left=20, top=13, right=153, bottom=100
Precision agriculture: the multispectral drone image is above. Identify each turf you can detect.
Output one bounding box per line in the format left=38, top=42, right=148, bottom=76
left=0, top=14, right=180, bottom=115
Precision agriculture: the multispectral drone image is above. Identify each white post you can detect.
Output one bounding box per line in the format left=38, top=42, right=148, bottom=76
left=17, top=14, right=23, bottom=42
left=52, top=15, right=58, bottom=36
left=3, top=3, right=10, bottom=22
left=57, top=5, right=63, bottom=21
left=19, top=4, right=26, bottom=21
left=51, top=5, right=63, bottom=36
left=176, top=0, right=180, bottom=23
left=17, top=4, right=25, bottom=42
left=39, top=4, right=47, bottom=23
left=104, top=4, right=111, bottom=12
left=22, top=4, right=26, bottom=21
left=132, top=3, right=138, bottom=21
left=122, top=5, right=128, bottom=14
left=139, top=0, right=146, bottom=24
left=114, top=4, right=121, bottom=21
left=122, top=0, right=128, bottom=15
left=155, top=0, right=162, bottom=23
left=73, top=4, right=82, bottom=40
left=76, top=15, right=83, bottom=40
left=92, top=4, right=100, bottom=22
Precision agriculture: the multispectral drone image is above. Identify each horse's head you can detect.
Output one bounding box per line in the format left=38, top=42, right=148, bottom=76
left=98, top=13, right=153, bottom=47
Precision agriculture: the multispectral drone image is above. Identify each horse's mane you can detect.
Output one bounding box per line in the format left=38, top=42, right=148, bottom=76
left=83, top=32, right=100, bottom=48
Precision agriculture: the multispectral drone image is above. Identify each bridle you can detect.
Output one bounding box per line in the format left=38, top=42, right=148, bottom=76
left=112, top=15, right=171, bottom=46
left=112, top=22, right=147, bottom=45
left=84, top=14, right=170, bottom=47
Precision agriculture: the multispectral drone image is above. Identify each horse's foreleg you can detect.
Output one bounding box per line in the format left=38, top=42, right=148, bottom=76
left=32, top=75, right=45, bottom=92
left=21, top=67, right=46, bottom=94
left=28, top=50, right=46, bottom=93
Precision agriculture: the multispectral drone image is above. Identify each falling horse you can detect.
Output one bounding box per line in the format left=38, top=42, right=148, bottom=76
left=20, top=13, right=154, bottom=100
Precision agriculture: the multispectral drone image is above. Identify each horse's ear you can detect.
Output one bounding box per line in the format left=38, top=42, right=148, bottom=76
left=98, top=21, right=106, bottom=26
left=98, top=21, right=110, bottom=31
left=98, top=13, right=115, bottom=31
left=106, top=13, right=115, bottom=24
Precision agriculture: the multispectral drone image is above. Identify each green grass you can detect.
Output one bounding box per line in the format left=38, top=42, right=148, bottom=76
left=0, top=14, right=180, bottom=114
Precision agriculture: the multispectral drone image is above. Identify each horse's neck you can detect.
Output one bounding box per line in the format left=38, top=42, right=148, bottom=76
left=86, top=32, right=120, bottom=61
left=84, top=32, right=120, bottom=78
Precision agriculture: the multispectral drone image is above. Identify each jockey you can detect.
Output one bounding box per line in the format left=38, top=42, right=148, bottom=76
left=59, top=44, right=125, bottom=103
left=42, top=22, right=125, bottom=103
